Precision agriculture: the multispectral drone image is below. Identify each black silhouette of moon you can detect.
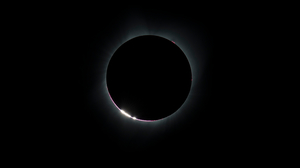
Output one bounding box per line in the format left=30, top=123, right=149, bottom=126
left=106, top=35, right=192, bottom=121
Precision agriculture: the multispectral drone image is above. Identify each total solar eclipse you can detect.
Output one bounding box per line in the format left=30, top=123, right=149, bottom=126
left=106, top=35, right=192, bottom=122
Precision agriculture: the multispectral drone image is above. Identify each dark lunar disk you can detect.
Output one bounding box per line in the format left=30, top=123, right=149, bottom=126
left=106, top=35, right=192, bottom=121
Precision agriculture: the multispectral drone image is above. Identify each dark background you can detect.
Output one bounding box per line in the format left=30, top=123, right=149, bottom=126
left=32, top=3, right=271, bottom=154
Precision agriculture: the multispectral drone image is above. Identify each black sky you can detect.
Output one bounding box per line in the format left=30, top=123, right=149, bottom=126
left=35, top=4, right=267, bottom=154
